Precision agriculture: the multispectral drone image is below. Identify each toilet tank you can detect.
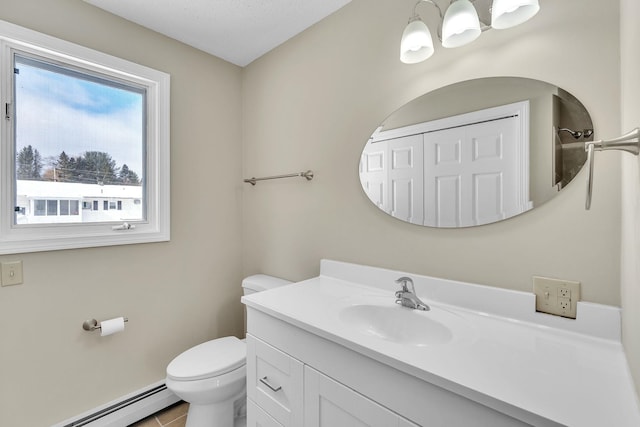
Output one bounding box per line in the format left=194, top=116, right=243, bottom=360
left=242, top=274, right=292, bottom=296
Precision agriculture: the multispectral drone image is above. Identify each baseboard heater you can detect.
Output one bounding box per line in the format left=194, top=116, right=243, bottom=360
left=52, top=381, right=180, bottom=427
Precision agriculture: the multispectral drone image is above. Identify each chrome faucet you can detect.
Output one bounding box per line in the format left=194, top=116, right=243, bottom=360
left=395, top=277, right=430, bottom=311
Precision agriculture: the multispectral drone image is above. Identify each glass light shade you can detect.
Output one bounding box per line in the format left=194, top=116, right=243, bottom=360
left=400, top=17, right=434, bottom=64
left=441, top=0, right=481, bottom=48
left=491, top=0, right=540, bottom=29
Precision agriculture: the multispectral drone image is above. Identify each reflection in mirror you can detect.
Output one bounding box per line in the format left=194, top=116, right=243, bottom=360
left=359, top=77, right=593, bottom=228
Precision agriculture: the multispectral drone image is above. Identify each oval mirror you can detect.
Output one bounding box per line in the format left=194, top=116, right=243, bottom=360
left=359, top=77, right=593, bottom=228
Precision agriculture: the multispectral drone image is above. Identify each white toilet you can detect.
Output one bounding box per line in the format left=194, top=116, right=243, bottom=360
left=165, top=275, right=292, bottom=427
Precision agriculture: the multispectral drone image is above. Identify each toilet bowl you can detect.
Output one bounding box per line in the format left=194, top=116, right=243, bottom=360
left=166, top=337, right=247, bottom=427
left=165, top=275, right=292, bottom=427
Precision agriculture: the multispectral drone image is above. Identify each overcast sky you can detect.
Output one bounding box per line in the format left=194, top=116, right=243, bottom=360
left=14, top=57, right=144, bottom=176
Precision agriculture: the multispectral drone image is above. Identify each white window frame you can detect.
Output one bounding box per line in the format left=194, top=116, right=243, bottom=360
left=0, top=20, right=170, bottom=254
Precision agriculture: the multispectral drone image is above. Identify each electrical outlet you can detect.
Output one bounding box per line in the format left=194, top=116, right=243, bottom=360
left=533, top=276, right=580, bottom=318
left=558, top=288, right=571, bottom=298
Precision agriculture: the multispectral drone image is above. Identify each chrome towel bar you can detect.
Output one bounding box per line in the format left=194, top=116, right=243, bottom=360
left=244, top=170, right=314, bottom=186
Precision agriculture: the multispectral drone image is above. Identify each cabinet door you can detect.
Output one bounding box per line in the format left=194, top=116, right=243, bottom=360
left=247, top=335, right=304, bottom=426
left=304, top=366, right=417, bottom=427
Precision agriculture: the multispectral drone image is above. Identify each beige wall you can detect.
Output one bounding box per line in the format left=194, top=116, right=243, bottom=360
left=242, top=0, right=621, bottom=307
left=0, top=1, right=244, bottom=426
left=620, top=0, right=640, bottom=397
left=0, top=0, right=634, bottom=425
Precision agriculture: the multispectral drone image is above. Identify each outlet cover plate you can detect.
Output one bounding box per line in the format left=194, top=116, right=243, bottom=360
left=533, top=276, right=580, bottom=318
left=1, top=260, right=23, bottom=286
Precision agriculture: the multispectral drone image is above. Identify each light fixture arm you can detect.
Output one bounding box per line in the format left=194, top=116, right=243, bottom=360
left=469, top=0, right=492, bottom=30
left=409, top=0, right=445, bottom=42
left=412, top=0, right=444, bottom=21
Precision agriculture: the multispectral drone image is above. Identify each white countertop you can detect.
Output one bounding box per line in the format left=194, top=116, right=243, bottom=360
left=242, top=260, right=640, bottom=427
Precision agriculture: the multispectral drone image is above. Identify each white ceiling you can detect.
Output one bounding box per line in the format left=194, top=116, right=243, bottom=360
left=83, top=0, right=352, bottom=67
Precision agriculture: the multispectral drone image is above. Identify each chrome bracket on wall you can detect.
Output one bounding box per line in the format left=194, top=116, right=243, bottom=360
left=585, top=128, right=640, bottom=210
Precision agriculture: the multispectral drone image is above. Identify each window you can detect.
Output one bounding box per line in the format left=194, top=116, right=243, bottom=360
left=33, top=199, right=80, bottom=217
left=46, top=200, right=58, bottom=216
left=60, top=200, right=69, bottom=216
left=34, top=200, right=45, bottom=216
left=59, top=200, right=79, bottom=216
left=0, top=20, right=170, bottom=254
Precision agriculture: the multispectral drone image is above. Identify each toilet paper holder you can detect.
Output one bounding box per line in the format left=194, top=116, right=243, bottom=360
left=82, top=317, right=128, bottom=332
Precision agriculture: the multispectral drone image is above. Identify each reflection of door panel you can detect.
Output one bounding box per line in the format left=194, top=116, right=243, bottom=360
left=360, top=147, right=386, bottom=210
left=425, top=117, right=519, bottom=227
left=471, top=119, right=518, bottom=225
left=388, top=136, right=423, bottom=225
left=435, top=175, right=461, bottom=228
left=474, top=172, right=503, bottom=225
left=425, top=128, right=463, bottom=227
left=360, top=136, right=423, bottom=225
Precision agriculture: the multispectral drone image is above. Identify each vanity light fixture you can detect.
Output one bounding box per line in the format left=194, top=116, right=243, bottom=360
left=441, top=0, right=481, bottom=48
left=400, top=0, right=540, bottom=64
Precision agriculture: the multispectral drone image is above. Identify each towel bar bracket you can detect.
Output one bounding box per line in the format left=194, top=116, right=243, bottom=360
left=585, top=128, right=640, bottom=210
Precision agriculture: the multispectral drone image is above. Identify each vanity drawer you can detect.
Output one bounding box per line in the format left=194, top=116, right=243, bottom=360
left=247, top=334, right=303, bottom=427
left=247, top=399, right=283, bottom=427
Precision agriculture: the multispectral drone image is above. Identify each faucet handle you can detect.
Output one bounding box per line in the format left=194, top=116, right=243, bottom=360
left=395, top=276, right=413, bottom=292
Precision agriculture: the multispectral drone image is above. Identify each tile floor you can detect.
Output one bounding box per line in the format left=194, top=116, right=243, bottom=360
left=129, top=401, right=188, bottom=427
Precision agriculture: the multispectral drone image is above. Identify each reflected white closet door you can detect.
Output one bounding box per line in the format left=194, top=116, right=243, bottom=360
left=387, top=135, right=424, bottom=225
left=424, top=116, right=521, bottom=227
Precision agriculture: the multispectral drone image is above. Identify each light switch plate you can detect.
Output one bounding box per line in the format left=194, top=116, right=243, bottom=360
left=1, top=261, right=23, bottom=286
left=533, top=276, right=580, bottom=318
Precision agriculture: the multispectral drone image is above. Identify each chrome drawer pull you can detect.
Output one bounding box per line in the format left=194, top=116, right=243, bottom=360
left=260, top=376, right=282, bottom=392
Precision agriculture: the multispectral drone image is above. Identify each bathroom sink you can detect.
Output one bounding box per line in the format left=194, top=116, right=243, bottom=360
left=339, top=303, right=459, bottom=346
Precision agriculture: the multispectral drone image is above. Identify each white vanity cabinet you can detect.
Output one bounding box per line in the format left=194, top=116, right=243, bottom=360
left=244, top=309, right=537, bottom=427
left=246, top=333, right=419, bottom=427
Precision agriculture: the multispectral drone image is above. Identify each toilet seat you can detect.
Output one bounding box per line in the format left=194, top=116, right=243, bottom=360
left=167, top=336, right=246, bottom=381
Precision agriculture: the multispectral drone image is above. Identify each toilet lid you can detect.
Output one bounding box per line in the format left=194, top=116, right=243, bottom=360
left=166, top=336, right=246, bottom=381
